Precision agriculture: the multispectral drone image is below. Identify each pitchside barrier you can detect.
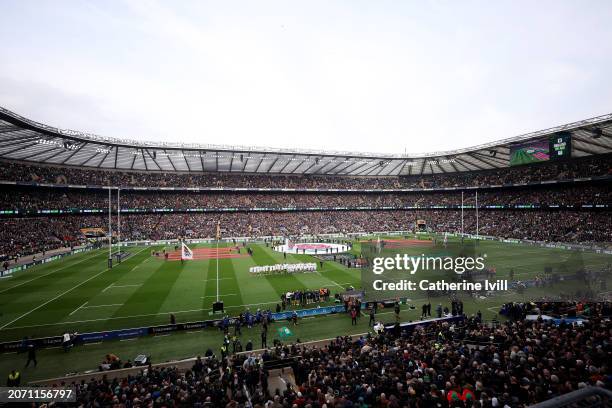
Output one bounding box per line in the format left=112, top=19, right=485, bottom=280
left=0, top=245, right=94, bottom=277
left=28, top=314, right=466, bottom=386
left=383, top=315, right=464, bottom=333
left=0, top=299, right=418, bottom=352
left=0, top=296, right=434, bottom=352
left=0, top=304, right=348, bottom=353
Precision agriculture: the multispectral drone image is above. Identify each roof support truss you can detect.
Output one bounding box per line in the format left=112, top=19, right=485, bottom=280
left=145, top=149, right=162, bottom=171
left=165, top=150, right=177, bottom=171
left=254, top=154, right=266, bottom=173
left=60, top=142, right=86, bottom=164
left=277, top=155, right=295, bottom=173
left=265, top=157, right=279, bottom=173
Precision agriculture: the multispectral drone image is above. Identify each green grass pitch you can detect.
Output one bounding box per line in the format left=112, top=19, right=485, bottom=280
left=0, top=236, right=610, bottom=382
left=0, top=242, right=361, bottom=342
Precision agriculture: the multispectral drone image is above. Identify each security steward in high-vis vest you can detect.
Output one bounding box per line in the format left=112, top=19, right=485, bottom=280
left=7, top=369, right=21, bottom=386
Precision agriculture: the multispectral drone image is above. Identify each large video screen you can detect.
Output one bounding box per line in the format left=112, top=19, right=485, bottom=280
left=549, top=132, right=572, bottom=160
left=509, top=139, right=550, bottom=166
left=509, top=133, right=572, bottom=166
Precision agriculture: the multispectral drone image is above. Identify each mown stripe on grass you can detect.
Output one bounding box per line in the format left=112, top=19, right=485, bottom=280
left=0, top=250, right=120, bottom=328
left=203, top=256, right=243, bottom=311
left=272, top=245, right=361, bottom=291
left=253, top=245, right=308, bottom=296
left=0, top=249, right=107, bottom=295
left=110, top=252, right=185, bottom=318
left=1, top=247, right=149, bottom=330
left=158, top=251, right=212, bottom=315
left=317, top=260, right=361, bottom=287
left=228, top=249, right=279, bottom=309
left=84, top=246, right=164, bottom=306
left=33, top=247, right=150, bottom=325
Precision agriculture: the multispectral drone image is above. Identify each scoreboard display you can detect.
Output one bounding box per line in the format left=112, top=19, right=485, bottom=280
left=549, top=132, right=571, bottom=160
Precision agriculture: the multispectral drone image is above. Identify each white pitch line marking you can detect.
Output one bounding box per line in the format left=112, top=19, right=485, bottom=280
left=69, top=301, right=88, bottom=316
left=102, top=283, right=114, bottom=292
left=0, top=250, right=104, bottom=295
left=0, top=248, right=147, bottom=330
left=120, top=338, right=137, bottom=342
left=110, top=284, right=142, bottom=288
left=2, top=301, right=286, bottom=330
left=82, top=304, right=123, bottom=308
left=314, top=271, right=345, bottom=289
left=201, top=293, right=238, bottom=298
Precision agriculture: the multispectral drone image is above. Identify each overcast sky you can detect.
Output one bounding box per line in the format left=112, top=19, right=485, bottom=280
left=1, top=1, right=611, bottom=154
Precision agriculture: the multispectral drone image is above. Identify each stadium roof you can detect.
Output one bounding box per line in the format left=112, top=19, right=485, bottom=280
left=1, top=106, right=611, bottom=176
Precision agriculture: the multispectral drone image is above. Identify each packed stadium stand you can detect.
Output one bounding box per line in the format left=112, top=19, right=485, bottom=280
left=39, top=304, right=612, bottom=407
left=0, top=162, right=608, bottom=258
left=1, top=108, right=611, bottom=407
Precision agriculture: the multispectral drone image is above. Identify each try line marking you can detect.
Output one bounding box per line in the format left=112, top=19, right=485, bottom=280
left=0, top=247, right=147, bottom=330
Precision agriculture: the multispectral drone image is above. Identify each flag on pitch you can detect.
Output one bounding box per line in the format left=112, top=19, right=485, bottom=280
left=278, top=326, right=293, bottom=338
left=181, top=242, right=193, bottom=260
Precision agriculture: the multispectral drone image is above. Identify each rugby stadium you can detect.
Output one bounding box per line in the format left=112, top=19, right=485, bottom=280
left=0, top=105, right=610, bottom=407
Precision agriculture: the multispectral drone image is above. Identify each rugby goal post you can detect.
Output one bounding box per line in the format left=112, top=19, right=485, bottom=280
left=181, top=242, right=193, bottom=260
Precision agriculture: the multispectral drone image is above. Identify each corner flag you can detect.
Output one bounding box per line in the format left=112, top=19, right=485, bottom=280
left=181, top=242, right=193, bottom=260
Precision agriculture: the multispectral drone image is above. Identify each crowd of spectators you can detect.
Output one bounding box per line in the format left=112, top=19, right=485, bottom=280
left=1, top=156, right=610, bottom=261
left=74, top=354, right=257, bottom=407
left=1, top=210, right=610, bottom=261
left=2, top=157, right=610, bottom=406
left=1, top=154, right=610, bottom=189
left=500, top=301, right=612, bottom=320
left=0, top=217, right=76, bottom=262
left=1, top=184, right=610, bottom=212
left=69, top=314, right=611, bottom=407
